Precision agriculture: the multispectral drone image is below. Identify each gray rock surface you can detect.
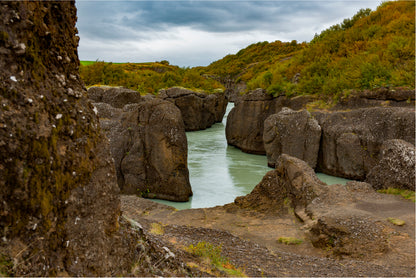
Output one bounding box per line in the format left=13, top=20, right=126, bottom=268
left=263, top=108, right=321, bottom=168
left=159, top=87, right=228, bottom=131
left=314, top=107, right=415, bottom=180
left=366, top=139, right=415, bottom=191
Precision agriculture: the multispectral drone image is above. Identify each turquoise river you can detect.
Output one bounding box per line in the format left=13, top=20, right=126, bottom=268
left=154, top=103, right=350, bottom=210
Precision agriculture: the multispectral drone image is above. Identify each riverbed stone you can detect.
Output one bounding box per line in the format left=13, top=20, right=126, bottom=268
left=263, top=108, right=321, bottom=168
left=366, top=139, right=416, bottom=191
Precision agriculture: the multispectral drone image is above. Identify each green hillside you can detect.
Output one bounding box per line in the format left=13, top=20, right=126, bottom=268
left=204, top=1, right=414, bottom=99
left=79, top=1, right=415, bottom=99
left=79, top=60, right=224, bottom=94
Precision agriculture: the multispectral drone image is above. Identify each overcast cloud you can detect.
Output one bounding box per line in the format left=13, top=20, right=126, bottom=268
left=75, top=0, right=381, bottom=67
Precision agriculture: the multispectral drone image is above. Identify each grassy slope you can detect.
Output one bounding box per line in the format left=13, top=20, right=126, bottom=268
left=201, top=1, right=415, bottom=99
left=79, top=1, right=415, bottom=99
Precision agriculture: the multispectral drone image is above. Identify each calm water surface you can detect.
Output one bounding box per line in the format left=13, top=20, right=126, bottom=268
left=153, top=104, right=350, bottom=210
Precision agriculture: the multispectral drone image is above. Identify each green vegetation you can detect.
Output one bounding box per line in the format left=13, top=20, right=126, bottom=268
left=79, top=61, right=224, bottom=94
left=0, top=253, right=13, bottom=277
left=149, top=222, right=165, bottom=235
left=387, top=217, right=406, bottom=226
left=79, top=1, right=414, bottom=102
left=377, top=188, right=415, bottom=202
left=202, top=1, right=415, bottom=100
left=187, top=241, right=246, bottom=277
left=277, top=237, right=303, bottom=245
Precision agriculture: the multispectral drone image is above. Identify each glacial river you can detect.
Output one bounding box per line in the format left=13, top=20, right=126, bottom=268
left=153, top=103, right=350, bottom=210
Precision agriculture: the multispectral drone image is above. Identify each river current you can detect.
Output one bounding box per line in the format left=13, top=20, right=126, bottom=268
left=153, top=103, right=350, bottom=210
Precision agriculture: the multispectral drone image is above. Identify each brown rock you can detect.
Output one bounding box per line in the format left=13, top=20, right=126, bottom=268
left=0, top=2, right=136, bottom=276
left=314, top=107, right=415, bottom=180
left=93, top=95, right=192, bottom=202
left=88, top=86, right=141, bottom=108
left=235, top=154, right=395, bottom=259
left=226, top=89, right=281, bottom=154
left=264, top=108, right=321, bottom=168
left=159, top=87, right=228, bottom=131
left=366, top=139, right=415, bottom=191
left=226, top=89, right=314, bottom=154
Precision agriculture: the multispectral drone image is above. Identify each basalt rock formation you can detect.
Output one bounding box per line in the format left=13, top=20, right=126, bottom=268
left=89, top=87, right=192, bottom=202
left=335, top=87, right=416, bottom=109
left=158, top=87, right=228, bottom=131
left=0, top=2, right=195, bottom=276
left=263, top=108, right=321, bottom=168
left=226, top=89, right=313, bottom=154
left=366, top=139, right=415, bottom=191
left=235, top=154, right=411, bottom=259
left=313, top=107, right=415, bottom=180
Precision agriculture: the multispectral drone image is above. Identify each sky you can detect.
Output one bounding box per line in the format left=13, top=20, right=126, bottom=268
left=75, top=0, right=382, bottom=67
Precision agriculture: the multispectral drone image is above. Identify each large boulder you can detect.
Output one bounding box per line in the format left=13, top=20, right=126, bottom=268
left=0, top=2, right=137, bottom=275
left=366, top=139, right=415, bottom=191
left=263, top=108, right=321, bottom=168
left=158, top=87, right=228, bottom=131
left=314, top=107, right=415, bottom=180
left=92, top=90, right=192, bottom=202
left=235, top=155, right=413, bottom=259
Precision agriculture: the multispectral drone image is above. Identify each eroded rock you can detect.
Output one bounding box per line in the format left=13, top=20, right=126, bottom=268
left=264, top=108, right=321, bottom=168
left=314, top=107, right=415, bottom=180
left=158, top=87, right=228, bottom=131
left=366, top=139, right=415, bottom=191
left=0, top=2, right=136, bottom=276
left=234, top=154, right=404, bottom=259
left=92, top=91, right=192, bottom=202
left=226, top=89, right=314, bottom=154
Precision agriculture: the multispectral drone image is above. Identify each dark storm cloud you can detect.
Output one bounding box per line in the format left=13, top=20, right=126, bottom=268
left=75, top=0, right=381, bottom=66
left=77, top=1, right=347, bottom=39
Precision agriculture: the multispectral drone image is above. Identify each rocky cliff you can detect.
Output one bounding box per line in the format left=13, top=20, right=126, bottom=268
left=0, top=2, right=195, bottom=276
left=314, top=107, right=415, bottom=180
left=226, top=89, right=313, bottom=154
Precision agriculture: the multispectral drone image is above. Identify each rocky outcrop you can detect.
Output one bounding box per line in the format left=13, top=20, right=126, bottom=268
left=226, top=89, right=281, bottom=154
left=234, top=154, right=406, bottom=259
left=88, top=86, right=141, bottom=108
left=314, top=107, right=415, bottom=180
left=335, top=87, right=416, bottom=109
left=366, top=139, right=415, bottom=191
left=263, top=108, right=321, bottom=168
left=226, top=89, right=314, bottom=154
left=0, top=2, right=137, bottom=276
left=91, top=88, right=192, bottom=202
left=158, top=87, right=228, bottom=131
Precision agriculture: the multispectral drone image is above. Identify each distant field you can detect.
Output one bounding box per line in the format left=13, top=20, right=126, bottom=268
left=80, top=61, right=97, bottom=66
left=80, top=61, right=154, bottom=66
